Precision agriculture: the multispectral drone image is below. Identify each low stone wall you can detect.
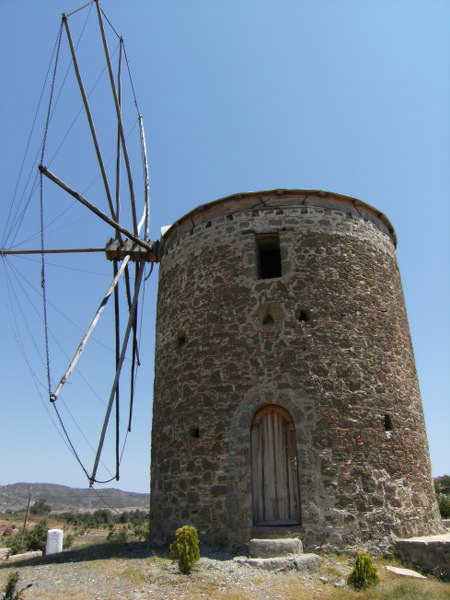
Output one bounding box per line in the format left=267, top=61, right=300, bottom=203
left=395, top=532, right=450, bottom=580
left=4, top=550, right=43, bottom=563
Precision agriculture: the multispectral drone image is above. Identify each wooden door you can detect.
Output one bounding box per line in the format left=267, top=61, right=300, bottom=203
left=251, top=405, right=300, bottom=525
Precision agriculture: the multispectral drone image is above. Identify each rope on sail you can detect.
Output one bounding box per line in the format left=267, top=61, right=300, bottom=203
left=39, top=22, right=63, bottom=398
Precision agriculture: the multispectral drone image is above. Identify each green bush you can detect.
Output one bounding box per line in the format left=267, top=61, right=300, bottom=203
left=133, top=520, right=150, bottom=541
left=5, top=533, right=28, bottom=557
left=347, top=551, right=380, bottom=590
left=29, top=499, right=51, bottom=515
left=2, top=572, right=32, bottom=600
left=63, top=532, right=74, bottom=549
left=106, top=528, right=128, bottom=544
left=6, top=520, right=48, bottom=557
left=437, top=494, right=450, bottom=518
left=169, top=525, right=200, bottom=574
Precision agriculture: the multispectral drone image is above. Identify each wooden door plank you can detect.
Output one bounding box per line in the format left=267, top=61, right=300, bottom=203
left=275, top=411, right=289, bottom=520
left=251, top=425, right=263, bottom=523
left=287, top=424, right=300, bottom=521
left=264, top=411, right=275, bottom=521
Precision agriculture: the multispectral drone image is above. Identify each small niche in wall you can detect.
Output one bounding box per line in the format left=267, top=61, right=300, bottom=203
left=296, top=309, right=310, bottom=323
left=177, top=334, right=187, bottom=348
left=384, top=414, right=393, bottom=432
left=189, top=427, right=200, bottom=438
left=256, top=233, right=281, bottom=279
left=262, top=313, right=274, bottom=326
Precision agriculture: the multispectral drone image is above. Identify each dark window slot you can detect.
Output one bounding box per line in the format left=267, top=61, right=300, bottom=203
left=256, top=233, right=282, bottom=279
left=384, top=414, right=393, bottom=432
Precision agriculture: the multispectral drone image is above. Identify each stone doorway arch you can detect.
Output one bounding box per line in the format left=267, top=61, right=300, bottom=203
left=251, top=405, right=301, bottom=525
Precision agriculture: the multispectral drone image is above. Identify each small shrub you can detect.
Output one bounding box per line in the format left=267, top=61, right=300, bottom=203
left=437, top=494, right=450, bottom=518
left=2, top=572, right=32, bottom=600
left=169, top=525, right=200, bottom=574
left=6, top=533, right=28, bottom=557
left=106, top=528, right=128, bottom=544
left=134, top=521, right=150, bottom=541
left=30, top=499, right=51, bottom=515
left=63, top=532, right=74, bottom=550
left=5, top=520, right=48, bottom=557
left=25, top=519, right=48, bottom=552
left=347, top=550, right=380, bottom=590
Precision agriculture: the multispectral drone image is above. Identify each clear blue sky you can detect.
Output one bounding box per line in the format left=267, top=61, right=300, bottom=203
left=1, top=0, right=449, bottom=494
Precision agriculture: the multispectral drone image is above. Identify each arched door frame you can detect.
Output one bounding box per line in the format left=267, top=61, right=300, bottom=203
left=251, top=404, right=301, bottom=526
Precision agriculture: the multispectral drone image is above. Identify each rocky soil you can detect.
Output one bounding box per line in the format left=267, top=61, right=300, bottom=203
left=1, top=543, right=450, bottom=600
left=0, top=542, right=346, bottom=600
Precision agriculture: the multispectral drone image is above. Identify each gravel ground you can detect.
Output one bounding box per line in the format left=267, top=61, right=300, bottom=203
left=0, top=543, right=350, bottom=600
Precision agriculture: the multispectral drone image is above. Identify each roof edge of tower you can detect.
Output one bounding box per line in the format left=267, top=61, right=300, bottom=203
left=161, top=189, right=397, bottom=247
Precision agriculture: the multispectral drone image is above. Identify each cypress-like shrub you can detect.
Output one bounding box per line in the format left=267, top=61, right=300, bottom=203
left=438, top=494, right=450, bottom=518
left=347, top=551, right=380, bottom=590
left=169, top=525, right=200, bottom=574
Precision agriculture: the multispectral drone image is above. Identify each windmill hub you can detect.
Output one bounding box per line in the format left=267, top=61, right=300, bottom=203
left=105, top=238, right=160, bottom=263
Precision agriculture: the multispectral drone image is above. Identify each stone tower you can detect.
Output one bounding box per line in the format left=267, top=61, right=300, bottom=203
left=150, top=190, right=443, bottom=552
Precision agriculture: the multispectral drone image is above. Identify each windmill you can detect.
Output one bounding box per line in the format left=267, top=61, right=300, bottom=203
left=1, top=0, right=159, bottom=487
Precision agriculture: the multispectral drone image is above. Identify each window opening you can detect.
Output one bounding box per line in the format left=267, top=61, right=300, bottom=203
left=297, top=309, right=309, bottom=323
left=256, top=233, right=281, bottom=279
left=384, top=414, right=393, bottom=432
left=189, top=427, right=200, bottom=438
left=177, top=334, right=187, bottom=348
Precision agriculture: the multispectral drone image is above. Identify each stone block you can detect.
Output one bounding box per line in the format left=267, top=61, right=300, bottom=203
left=235, top=553, right=320, bottom=571
left=249, top=537, right=303, bottom=557
left=7, top=550, right=43, bottom=562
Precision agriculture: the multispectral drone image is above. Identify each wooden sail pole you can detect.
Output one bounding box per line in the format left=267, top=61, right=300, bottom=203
left=139, top=115, right=150, bottom=241
left=95, top=1, right=138, bottom=234
left=50, top=254, right=132, bottom=402
left=113, top=38, right=123, bottom=476
left=38, top=165, right=155, bottom=255
left=62, top=14, right=117, bottom=223
left=90, top=262, right=145, bottom=485
left=1, top=247, right=105, bottom=256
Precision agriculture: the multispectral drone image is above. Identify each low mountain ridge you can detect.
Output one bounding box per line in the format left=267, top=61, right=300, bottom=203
left=0, top=482, right=149, bottom=512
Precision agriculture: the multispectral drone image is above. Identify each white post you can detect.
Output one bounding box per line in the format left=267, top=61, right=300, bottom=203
left=46, top=529, right=64, bottom=555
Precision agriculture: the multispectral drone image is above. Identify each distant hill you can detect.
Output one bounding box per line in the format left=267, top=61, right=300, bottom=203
left=0, top=483, right=149, bottom=513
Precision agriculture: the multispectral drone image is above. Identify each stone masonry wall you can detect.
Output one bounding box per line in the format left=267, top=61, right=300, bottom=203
left=150, top=191, right=444, bottom=552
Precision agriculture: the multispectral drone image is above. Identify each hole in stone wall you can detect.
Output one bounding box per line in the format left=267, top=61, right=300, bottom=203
left=297, top=309, right=309, bottom=323
left=189, top=427, right=200, bottom=438
left=256, top=233, right=282, bottom=279
left=384, top=414, right=393, bottom=431
left=226, top=214, right=234, bottom=220
left=177, top=334, right=187, bottom=348
left=205, top=221, right=212, bottom=228
left=262, top=313, right=274, bottom=326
